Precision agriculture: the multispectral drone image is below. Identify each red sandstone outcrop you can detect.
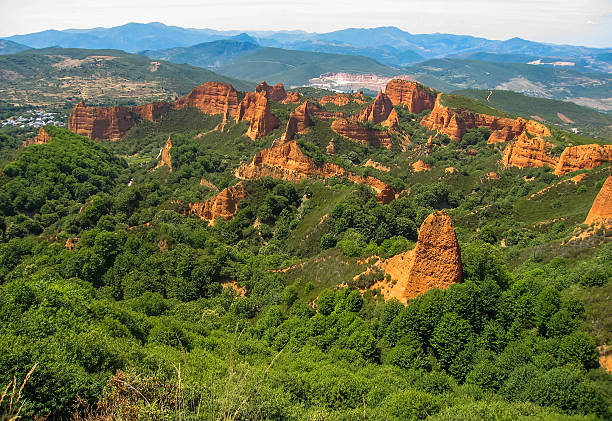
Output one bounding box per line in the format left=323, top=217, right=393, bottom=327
left=404, top=211, right=462, bottom=299
left=585, top=175, right=612, bottom=224
left=326, top=140, right=336, bottom=155
left=132, top=102, right=171, bottom=122
left=236, top=92, right=279, bottom=140
left=235, top=140, right=395, bottom=203
left=412, top=160, right=432, bottom=172
left=385, top=79, right=436, bottom=113
left=554, top=144, right=612, bottom=176
left=23, top=127, right=51, bottom=147
left=372, top=210, right=461, bottom=303
left=502, top=133, right=558, bottom=169
left=331, top=118, right=392, bottom=148
left=421, top=94, right=549, bottom=143
left=174, top=81, right=239, bottom=116
left=282, top=91, right=302, bottom=104
left=68, top=101, right=136, bottom=141
left=282, top=100, right=315, bottom=141
left=319, top=92, right=367, bottom=106
left=256, top=81, right=287, bottom=102
left=155, top=137, right=173, bottom=171
left=188, top=182, right=247, bottom=224
left=356, top=91, right=397, bottom=128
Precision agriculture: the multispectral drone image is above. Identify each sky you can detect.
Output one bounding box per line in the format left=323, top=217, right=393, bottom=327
left=1, top=0, right=611, bottom=47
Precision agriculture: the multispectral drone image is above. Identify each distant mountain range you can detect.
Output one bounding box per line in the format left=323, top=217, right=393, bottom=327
left=4, top=22, right=611, bottom=69
left=0, top=39, right=31, bottom=55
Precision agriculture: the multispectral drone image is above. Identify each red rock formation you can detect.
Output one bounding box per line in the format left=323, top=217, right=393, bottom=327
left=421, top=94, right=547, bottom=143
left=68, top=101, right=136, bottom=141
left=132, top=102, right=171, bottom=122
left=331, top=118, right=392, bottom=148
left=188, top=182, right=247, bottom=224
left=356, top=91, right=395, bottom=126
left=174, top=81, right=239, bottom=116
left=385, top=79, right=436, bottom=113
left=235, top=140, right=395, bottom=203
left=412, top=160, right=432, bottom=172
left=23, top=127, right=51, bottom=147
left=282, top=100, right=315, bottom=141
left=502, top=133, right=558, bottom=169
left=403, top=211, right=462, bottom=299
left=282, top=91, right=302, bottom=104
left=585, top=175, right=612, bottom=224
left=235, top=92, right=280, bottom=140
left=256, top=81, right=287, bottom=102
left=155, top=137, right=173, bottom=171
left=326, top=140, right=336, bottom=155
left=554, top=144, right=612, bottom=176
left=319, top=92, right=367, bottom=106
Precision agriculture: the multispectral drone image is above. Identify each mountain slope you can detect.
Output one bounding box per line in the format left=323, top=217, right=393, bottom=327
left=142, top=39, right=261, bottom=69
left=216, top=47, right=398, bottom=87
left=0, top=47, right=254, bottom=108
left=0, top=39, right=31, bottom=55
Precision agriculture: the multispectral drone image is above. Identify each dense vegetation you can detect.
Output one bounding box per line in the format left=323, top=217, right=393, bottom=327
left=0, top=88, right=610, bottom=421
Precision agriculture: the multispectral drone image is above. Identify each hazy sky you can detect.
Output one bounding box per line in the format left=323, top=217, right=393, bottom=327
left=1, top=0, right=611, bottom=47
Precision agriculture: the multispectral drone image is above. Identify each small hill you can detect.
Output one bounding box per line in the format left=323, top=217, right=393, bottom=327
left=216, top=47, right=398, bottom=87
left=0, top=47, right=254, bottom=108
left=142, top=39, right=261, bottom=69
left=0, top=39, right=31, bottom=55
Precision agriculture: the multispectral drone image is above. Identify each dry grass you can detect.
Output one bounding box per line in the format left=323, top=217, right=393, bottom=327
left=0, top=363, right=37, bottom=421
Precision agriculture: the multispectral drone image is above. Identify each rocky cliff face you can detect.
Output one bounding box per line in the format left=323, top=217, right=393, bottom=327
left=235, top=140, right=395, bottom=203
left=23, top=127, right=51, bottom=147
left=188, top=182, right=246, bottom=224
left=319, top=92, right=366, bottom=106
left=132, top=102, right=171, bottom=122
left=502, top=133, right=558, bottom=169
left=236, top=92, right=280, bottom=140
left=282, top=91, right=302, bottom=104
left=404, top=211, right=462, bottom=299
left=374, top=210, right=461, bottom=302
left=356, top=91, right=396, bottom=127
left=68, top=101, right=137, bottom=141
left=282, top=100, right=315, bottom=141
left=585, top=175, right=612, bottom=224
left=554, top=144, right=612, bottom=176
left=175, top=81, right=239, bottom=116
left=421, top=94, right=548, bottom=143
left=154, top=137, right=173, bottom=172
left=256, top=81, right=287, bottom=102
left=385, top=79, right=436, bottom=113
left=331, top=118, right=392, bottom=148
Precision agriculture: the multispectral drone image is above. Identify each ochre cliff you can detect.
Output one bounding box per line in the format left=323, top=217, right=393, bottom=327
left=585, top=175, right=612, bottom=225
left=356, top=91, right=396, bottom=128
left=23, top=127, right=51, bottom=147
left=331, top=118, right=392, bottom=148
left=282, top=91, right=302, bottom=104
left=421, top=94, right=549, bottom=143
left=385, top=79, right=436, bottom=113
left=154, top=136, right=173, bottom=172
left=68, top=101, right=137, bottom=141
left=236, top=92, right=280, bottom=140
left=235, top=140, right=395, bottom=203
left=319, top=92, right=366, bottom=106
left=174, top=81, right=239, bottom=116
left=256, top=81, right=287, bottom=102
left=373, top=211, right=461, bottom=303
left=282, top=100, right=315, bottom=141
left=502, top=133, right=558, bottom=169
left=554, top=144, right=612, bottom=176
left=188, top=182, right=247, bottom=224
left=132, top=102, right=171, bottom=122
